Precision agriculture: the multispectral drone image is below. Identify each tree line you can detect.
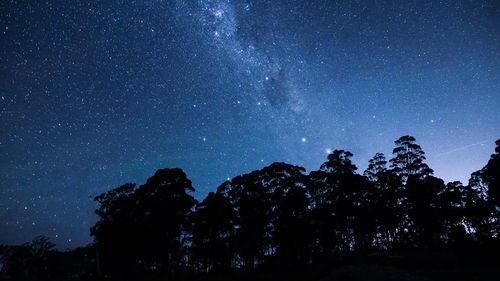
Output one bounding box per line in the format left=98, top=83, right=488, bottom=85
left=1, top=136, right=499, bottom=280
left=89, top=136, right=499, bottom=278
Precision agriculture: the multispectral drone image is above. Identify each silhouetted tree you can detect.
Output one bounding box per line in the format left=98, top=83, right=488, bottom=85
left=364, top=152, right=388, bottom=182
left=390, top=136, right=433, bottom=181
left=308, top=170, right=338, bottom=262
left=190, top=192, right=235, bottom=272
left=216, top=162, right=311, bottom=270
left=365, top=153, right=404, bottom=249
left=485, top=140, right=500, bottom=205
left=217, top=180, right=270, bottom=269
left=472, top=139, right=500, bottom=209
left=267, top=163, right=312, bottom=270
left=320, top=150, right=357, bottom=175
left=91, top=168, right=197, bottom=277
left=1, top=236, right=55, bottom=281
left=405, top=175, right=446, bottom=246
left=467, top=140, right=500, bottom=241
left=309, top=151, right=355, bottom=260
left=90, top=183, right=138, bottom=275
left=309, top=150, right=375, bottom=259
left=439, top=181, right=475, bottom=244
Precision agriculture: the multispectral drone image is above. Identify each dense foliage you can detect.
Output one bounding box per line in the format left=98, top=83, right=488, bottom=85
left=1, top=136, right=498, bottom=280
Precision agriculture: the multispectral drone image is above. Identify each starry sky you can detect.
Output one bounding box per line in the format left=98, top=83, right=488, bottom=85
left=1, top=0, right=499, bottom=248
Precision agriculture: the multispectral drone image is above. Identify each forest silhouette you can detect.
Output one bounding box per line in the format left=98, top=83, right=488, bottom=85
left=1, top=136, right=499, bottom=281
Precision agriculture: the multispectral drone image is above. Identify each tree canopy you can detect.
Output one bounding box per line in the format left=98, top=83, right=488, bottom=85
left=56, top=136, right=499, bottom=279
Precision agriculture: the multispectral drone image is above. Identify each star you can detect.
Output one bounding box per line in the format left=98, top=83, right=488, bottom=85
left=213, top=10, right=224, bottom=18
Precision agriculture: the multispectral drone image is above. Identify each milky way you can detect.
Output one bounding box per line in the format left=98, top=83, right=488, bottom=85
left=1, top=0, right=499, bottom=248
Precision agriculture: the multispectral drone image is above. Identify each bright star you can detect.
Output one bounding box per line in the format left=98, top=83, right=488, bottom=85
left=301, top=137, right=307, bottom=143
left=213, top=10, right=223, bottom=18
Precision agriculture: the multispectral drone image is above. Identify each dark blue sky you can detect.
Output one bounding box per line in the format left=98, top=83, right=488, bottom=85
left=1, top=0, right=499, bottom=248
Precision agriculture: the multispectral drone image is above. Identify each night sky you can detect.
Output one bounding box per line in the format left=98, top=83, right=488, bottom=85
left=1, top=0, right=499, bottom=248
